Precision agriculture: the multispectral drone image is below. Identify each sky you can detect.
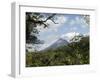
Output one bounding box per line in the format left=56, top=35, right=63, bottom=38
left=29, top=13, right=90, bottom=50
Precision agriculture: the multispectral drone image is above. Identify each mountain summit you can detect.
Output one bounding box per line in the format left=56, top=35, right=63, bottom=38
left=41, top=38, right=68, bottom=51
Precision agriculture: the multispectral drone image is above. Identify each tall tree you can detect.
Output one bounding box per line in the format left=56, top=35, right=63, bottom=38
left=26, top=12, right=57, bottom=45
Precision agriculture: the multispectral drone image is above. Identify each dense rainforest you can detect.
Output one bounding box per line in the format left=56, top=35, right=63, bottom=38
left=26, top=36, right=89, bottom=67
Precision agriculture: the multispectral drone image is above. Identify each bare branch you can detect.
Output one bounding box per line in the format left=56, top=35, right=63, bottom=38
left=43, top=14, right=56, bottom=22
left=50, top=18, right=58, bottom=24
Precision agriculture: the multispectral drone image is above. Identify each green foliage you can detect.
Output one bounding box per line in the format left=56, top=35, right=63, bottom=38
left=26, top=36, right=89, bottom=67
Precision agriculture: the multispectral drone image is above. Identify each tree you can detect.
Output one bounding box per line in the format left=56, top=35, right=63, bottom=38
left=26, top=12, right=57, bottom=44
left=70, top=34, right=83, bottom=42
left=82, top=15, right=90, bottom=25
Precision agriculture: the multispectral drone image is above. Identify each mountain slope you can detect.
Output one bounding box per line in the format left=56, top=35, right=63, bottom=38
left=26, top=36, right=89, bottom=67
left=42, top=38, right=69, bottom=51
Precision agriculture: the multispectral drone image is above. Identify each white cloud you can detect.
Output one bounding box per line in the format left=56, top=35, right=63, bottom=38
left=46, top=15, right=68, bottom=32
left=36, top=15, right=68, bottom=32
left=69, top=20, right=76, bottom=26
left=81, top=25, right=87, bottom=28
left=70, top=27, right=77, bottom=31
left=55, top=15, right=68, bottom=24
left=75, top=16, right=80, bottom=23
left=69, top=17, right=79, bottom=26
left=46, top=34, right=59, bottom=42
left=69, top=16, right=88, bottom=29
left=76, top=16, right=89, bottom=28
left=61, top=32, right=80, bottom=42
left=71, top=16, right=81, bottom=25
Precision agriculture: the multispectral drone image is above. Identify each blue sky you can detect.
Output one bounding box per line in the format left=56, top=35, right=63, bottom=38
left=35, top=13, right=89, bottom=50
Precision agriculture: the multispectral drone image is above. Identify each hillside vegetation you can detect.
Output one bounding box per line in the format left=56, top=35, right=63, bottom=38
left=26, top=36, right=89, bottom=67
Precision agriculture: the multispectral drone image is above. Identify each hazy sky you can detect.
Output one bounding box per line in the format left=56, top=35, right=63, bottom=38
left=36, top=13, right=89, bottom=44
